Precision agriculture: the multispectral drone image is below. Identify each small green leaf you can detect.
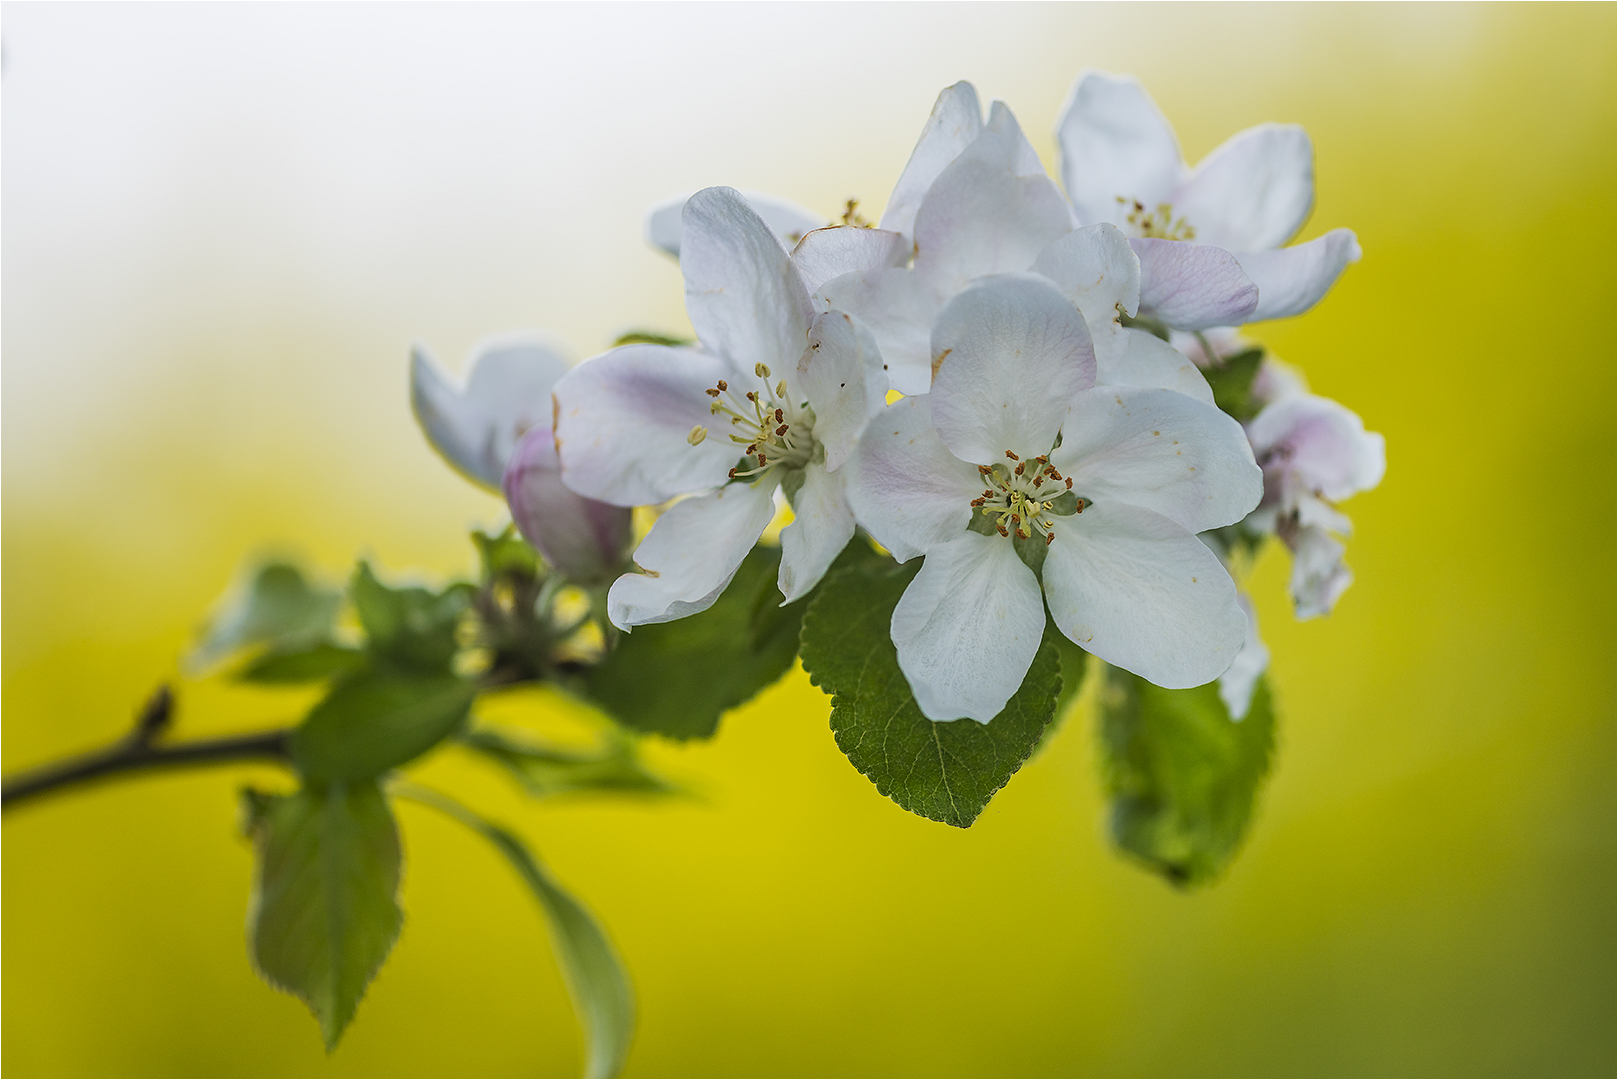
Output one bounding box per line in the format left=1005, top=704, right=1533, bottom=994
left=461, top=727, right=676, bottom=798
left=237, top=642, right=366, bottom=684
left=244, top=782, right=402, bottom=1051
left=799, top=559, right=1064, bottom=828
left=292, top=670, right=475, bottom=782
left=582, top=545, right=806, bottom=739
left=350, top=562, right=473, bottom=673
left=611, top=329, right=693, bottom=348
left=1097, top=665, right=1276, bottom=887
left=393, top=783, right=635, bottom=1079
left=472, top=526, right=542, bottom=583
left=191, top=561, right=340, bottom=670
left=1201, top=346, right=1265, bottom=424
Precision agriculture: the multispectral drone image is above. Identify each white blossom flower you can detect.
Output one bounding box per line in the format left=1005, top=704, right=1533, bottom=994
left=1246, top=392, right=1385, bottom=618
left=1057, top=70, right=1360, bottom=325
left=813, top=84, right=1234, bottom=404
left=645, top=189, right=826, bottom=259
left=554, top=187, right=886, bottom=629
left=410, top=334, right=574, bottom=489
left=845, top=274, right=1263, bottom=722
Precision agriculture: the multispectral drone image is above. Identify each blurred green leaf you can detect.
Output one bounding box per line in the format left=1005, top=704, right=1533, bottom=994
left=237, top=642, right=366, bottom=684
left=461, top=727, right=676, bottom=798
left=243, top=781, right=402, bottom=1051
left=393, top=783, right=635, bottom=1079
left=611, top=329, right=693, bottom=348
left=191, top=561, right=340, bottom=671
left=799, top=559, right=1063, bottom=828
left=582, top=545, right=806, bottom=739
left=350, top=561, right=473, bottom=674
left=472, top=526, right=541, bottom=583
left=291, top=670, right=475, bottom=782
left=1201, top=346, right=1265, bottom=424
left=1097, top=665, right=1276, bottom=887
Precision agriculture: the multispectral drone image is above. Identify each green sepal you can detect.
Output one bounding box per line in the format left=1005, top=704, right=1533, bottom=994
left=799, top=559, right=1063, bottom=828
left=460, top=726, right=676, bottom=798
left=1097, top=665, right=1277, bottom=887
left=243, top=781, right=403, bottom=1051
left=236, top=642, right=366, bottom=684
left=291, top=669, right=476, bottom=782
left=191, top=561, right=340, bottom=671
left=581, top=545, right=807, bottom=740
left=612, top=330, right=693, bottom=348
left=1201, top=346, right=1266, bottom=424
left=349, top=561, right=473, bottom=674
left=472, top=525, right=542, bottom=582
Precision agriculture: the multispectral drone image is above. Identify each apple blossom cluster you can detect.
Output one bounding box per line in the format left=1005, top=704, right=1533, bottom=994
left=412, top=71, right=1384, bottom=732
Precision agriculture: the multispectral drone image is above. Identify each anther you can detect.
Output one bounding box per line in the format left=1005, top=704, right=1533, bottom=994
left=705, top=387, right=721, bottom=398
left=1016, top=529, right=1029, bottom=540
left=776, top=381, right=787, bottom=397
left=746, top=391, right=757, bottom=402
left=1065, top=477, right=1073, bottom=489
left=687, top=425, right=708, bottom=446
left=978, top=465, right=992, bottom=475
left=755, top=363, right=771, bottom=378
left=970, top=497, right=985, bottom=507
left=728, top=467, right=738, bottom=478
left=716, top=380, right=728, bottom=391
left=1005, top=451, right=1019, bottom=460
left=1014, top=462, right=1025, bottom=475
left=774, top=408, right=784, bottom=422
left=775, top=424, right=789, bottom=436
left=997, top=525, right=1009, bottom=537
left=1045, top=532, right=1055, bottom=546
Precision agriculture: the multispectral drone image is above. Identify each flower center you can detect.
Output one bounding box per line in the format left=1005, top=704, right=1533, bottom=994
left=970, top=451, right=1079, bottom=545
left=694, top=362, right=814, bottom=479
left=1116, top=197, right=1196, bottom=241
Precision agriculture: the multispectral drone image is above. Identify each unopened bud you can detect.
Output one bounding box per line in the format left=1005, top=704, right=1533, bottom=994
left=687, top=425, right=708, bottom=446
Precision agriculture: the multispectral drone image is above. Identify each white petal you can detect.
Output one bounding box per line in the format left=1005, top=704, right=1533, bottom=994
left=1175, top=123, right=1314, bottom=252
left=879, top=81, right=984, bottom=241
left=1287, top=523, right=1353, bottom=619
left=607, top=480, right=778, bottom=629
left=1053, top=386, right=1261, bottom=532
left=798, top=310, right=885, bottom=472
left=1094, top=326, right=1217, bottom=406
left=778, top=464, right=856, bottom=604
left=930, top=274, right=1096, bottom=464
left=912, top=102, right=1075, bottom=296
left=645, top=189, right=825, bottom=259
left=1055, top=70, right=1186, bottom=228
left=552, top=344, right=739, bottom=506
left=1218, top=593, right=1269, bottom=721
left=1030, top=222, right=1141, bottom=328
left=844, top=396, right=982, bottom=563
left=1236, top=229, right=1362, bottom=322
left=891, top=532, right=1046, bottom=723
left=1130, top=238, right=1259, bottom=330
left=682, top=187, right=816, bottom=372
left=1044, top=502, right=1245, bottom=688
left=503, top=425, right=632, bottom=584
left=410, top=336, right=573, bottom=490
left=814, top=267, right=941, bottom=396
left=1247, top=392, right=1385, bottom=502
left=791, top=226, right=910, bottom=296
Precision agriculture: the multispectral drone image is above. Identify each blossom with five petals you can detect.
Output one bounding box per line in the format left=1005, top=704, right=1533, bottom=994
left=1057, top=70, right=1360, bottom=326
left=553, top=186, right=885, bottom=628
left=844, top=274, right=1263, bottom=722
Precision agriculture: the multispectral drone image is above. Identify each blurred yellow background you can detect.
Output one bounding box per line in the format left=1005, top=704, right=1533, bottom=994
left=3, top=3, right=1612, bottom=1075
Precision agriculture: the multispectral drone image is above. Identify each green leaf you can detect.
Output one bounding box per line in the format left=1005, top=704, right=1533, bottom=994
left=237, top=642, right=366, bottom=684
left=291, top=669, right=475, bottom=782
left=243, top=782, right=402, bottom=1051
left=1097, top=666, right=1277, bottom=887
left=611, top=329, right=693, bottom=348
left=460, top=727, right=676, bottom=798
left=472, top=525, right=542, bottom=583
left=799, top=559, right=1064, bottom=828
left=582, top=545, right=806, bottom=739
left=393, top=783, right=635, bottom=1079
left=350, top=561, right=473, bottom=673
left=1201, top=346, right=1265, bottom=424
left=191, top=561, right=340, bottom=670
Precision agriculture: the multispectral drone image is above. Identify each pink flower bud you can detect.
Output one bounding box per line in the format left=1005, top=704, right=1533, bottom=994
left=502, top=426, right=632, bottom=584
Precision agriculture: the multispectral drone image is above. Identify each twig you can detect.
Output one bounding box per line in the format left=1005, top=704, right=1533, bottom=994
left=1, top=685, right=293, bottom=810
